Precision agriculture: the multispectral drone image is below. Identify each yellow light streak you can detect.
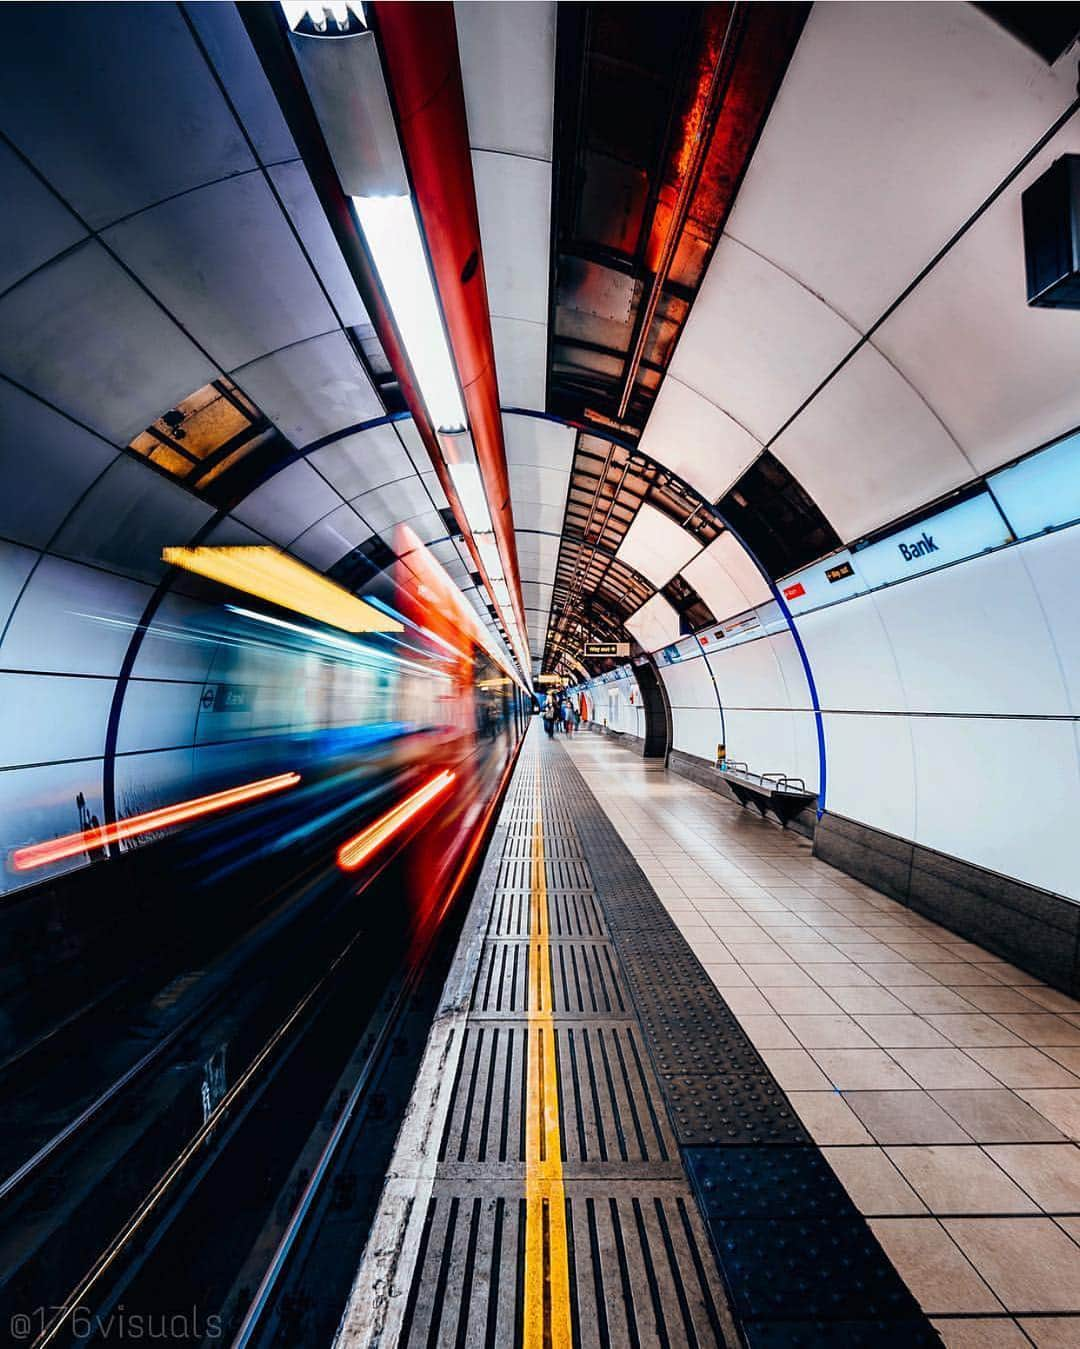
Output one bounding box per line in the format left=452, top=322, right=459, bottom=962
left=162, top=546, right=402, bottom=634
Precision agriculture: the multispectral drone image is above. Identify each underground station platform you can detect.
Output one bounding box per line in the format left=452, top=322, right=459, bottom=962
left=334, top=728, right=952, bottom=1348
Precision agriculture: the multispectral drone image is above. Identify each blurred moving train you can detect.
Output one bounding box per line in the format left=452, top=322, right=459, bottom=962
left=0, top=525, right=530, bottom=1054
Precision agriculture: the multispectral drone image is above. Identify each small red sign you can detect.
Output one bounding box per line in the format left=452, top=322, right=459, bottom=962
left=782, top=582, right=806, bottom=600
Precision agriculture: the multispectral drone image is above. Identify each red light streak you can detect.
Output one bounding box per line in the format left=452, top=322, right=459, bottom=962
left=337, top=770, right=456, bottom=872
left=11, top=772, right=302, bottom=872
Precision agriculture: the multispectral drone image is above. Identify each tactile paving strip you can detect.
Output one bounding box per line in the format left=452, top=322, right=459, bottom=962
left=396, top=1182, right=738, bottom=1349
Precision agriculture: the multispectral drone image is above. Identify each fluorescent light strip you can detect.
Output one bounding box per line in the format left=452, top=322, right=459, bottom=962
left=448, top=461, right=493, bottom=536
left=12, top=773, right=301, bottom=872
left=163, top=546, right=401, bottom=635
left=337, top=770, right=456, bottom=871
left=353, top=195, right=466, bottom=434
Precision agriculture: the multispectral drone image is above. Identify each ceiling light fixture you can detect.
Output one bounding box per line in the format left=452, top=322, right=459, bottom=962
left=353, top=195, right=466, bottom=434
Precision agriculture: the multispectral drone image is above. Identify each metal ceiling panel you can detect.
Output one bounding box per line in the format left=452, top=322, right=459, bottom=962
left=0, top=241, right=217, bottom=446
left=352, top=477, right=433, bottom=534
left=232, top=330, right=382, bottom=446
left=472, top=150, right=551, bottom=326
left=232, top=457, right=341, bottom=545
left=0, top=381, right=118, bottom=549
left=289, top=501, right=372, bottom=571
left=0, top=3, right=254, bottom=230
left=681, top=532, right=771, bottom=622
left=0, top=140, right=87, bottom=295
left=490, top=316, right=548, bottom=410
left=307, top=424, right=413, bottom=499
left=104, top=172, right=338, bottom=373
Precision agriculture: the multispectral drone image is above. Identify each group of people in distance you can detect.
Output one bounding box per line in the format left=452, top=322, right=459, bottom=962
left=541, top=690, right=580, bottom=738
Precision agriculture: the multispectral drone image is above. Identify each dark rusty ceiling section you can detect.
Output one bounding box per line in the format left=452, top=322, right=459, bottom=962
left=543, top=1, right=811, bottom=678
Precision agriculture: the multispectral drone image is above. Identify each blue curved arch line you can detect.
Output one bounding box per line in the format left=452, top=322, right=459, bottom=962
left=501, top=406, right=828, bottom=816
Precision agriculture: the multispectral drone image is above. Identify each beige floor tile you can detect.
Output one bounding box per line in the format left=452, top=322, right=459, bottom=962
left=1022, top=988, right=1080, bottom=1015
left=853, top=1015, right=953, bottom=1048
left=811, top=1048, right=919, bottom=1090
left=963, top=988, right=1048, bottom=1014
left=919, top=962, right=1007, bottom=986
left=1018, top=1317, right=1080, bottom=1347
left=846, top=1091, right=972, bottom=1144
left=780, top=942, right=852, bottom=964
left=885, top=1145, right=1038, bottom=1214
left=761, top=986, right=842, bottom=1015
left=868, top=1218, right=1002, bottom=1313
left=924, top=1014, right=1026, bottom=1048
left=706, top=965, right=754, bottom=989
left=782, top=1014, right=878, bottom=1049
left=984, top=1144, right=1080, bottom=1211
left=822, top=1145, right=927, bottom=1214
left=1013, top=1092, right=1080, bottom=1140
left=721, top=942, right=789, bottom=964
left=992, top=1015, right=1080, bottom=1046
left=757, top=1047, right=832, bottom=1090
left=931, top=1318, right=1030, bottom=1347
left=893, top=987, right=981, bottom=1015
left=859, top=962, right=944, bottom=986
left=739, top=1014, right=802, bottom=1050
left=943, top=1218, right=1080, bottom=1312
left=787, top=1090, right=874, bottom=1144
left=888, top=1047, right=1002, bottom=1090
left=825, top=985, right=912, bottom=1014
left=930, top=1091, right=1068, bottom=1144
left=967, top=1048, right=1080, bottom=1089
left=719, top=987, right=774, bottom=1016
left=1045, top=1047, right=1080, bottom=1075
left=800, top=963, right=882, bottom=987
left=740, top=963, right=816, bottom=987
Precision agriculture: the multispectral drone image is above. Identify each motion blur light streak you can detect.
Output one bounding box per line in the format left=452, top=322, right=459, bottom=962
left=11, top=773, right=302, bottom=872
left=162, top=546, right=402, bottom=634
left=225, top=606, right=452, bottom=679
left=336, top=770, right=456, bottom=872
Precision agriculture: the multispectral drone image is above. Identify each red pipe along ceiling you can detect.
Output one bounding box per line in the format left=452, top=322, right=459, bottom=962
left=373, top=1, right=529, bottom=662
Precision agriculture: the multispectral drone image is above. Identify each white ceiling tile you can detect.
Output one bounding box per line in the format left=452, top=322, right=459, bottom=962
left=232, top=458, right=341, bottom=544
left=726, top=2, right=1078, bottom=329
left=473, top=150, right=551, bottom=325
left=491, top=316, right=547, bottom=411
left=0, top=241, right=216, bottom=445
left=233, top=331, right=382, bottom=447
left=455, top=1, right=555, bottom=160
left=771, top=343, right=973, bottom=542
left=0, top=5, right=254, bottom=229
left=639, top=375, right=760, bottom=502
left=616, top=502, right=701, bottom=589
left=669, top=236, right=858, bottom=444
left=873, top=122, right=1080, bottom=475
left=105, top=173, right=338, bottom=372
left=306, top=423, right=412, bottom=497
left=508, top=462, right=569, bottom=510
left=682, top=533, right=771, bottom=621
left=625, top=591, right=680, bottom=652
left=502, top=413, right=575, bottom=468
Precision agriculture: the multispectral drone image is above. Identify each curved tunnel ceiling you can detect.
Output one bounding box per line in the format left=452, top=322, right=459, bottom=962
left=2, top=0, right=1080, bottom=697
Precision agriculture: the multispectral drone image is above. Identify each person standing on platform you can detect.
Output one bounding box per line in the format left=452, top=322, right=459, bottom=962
left=542, top=693, right=557, bottom=738
left=560, top=696, right=573, bottom=736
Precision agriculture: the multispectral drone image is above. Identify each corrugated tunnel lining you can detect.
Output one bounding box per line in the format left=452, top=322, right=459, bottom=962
left=376, top=730, right=940, bottom=1346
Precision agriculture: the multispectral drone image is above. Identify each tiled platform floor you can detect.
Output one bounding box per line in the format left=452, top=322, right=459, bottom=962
left=565, top=729, right=1080, bottom=1349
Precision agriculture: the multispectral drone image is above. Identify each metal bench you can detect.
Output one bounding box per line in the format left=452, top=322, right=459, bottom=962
left=718, top=761, right=816, bottom=828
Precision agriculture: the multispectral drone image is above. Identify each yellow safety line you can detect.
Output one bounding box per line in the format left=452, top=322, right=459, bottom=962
left=524, top=753, right=572, bottom=1349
